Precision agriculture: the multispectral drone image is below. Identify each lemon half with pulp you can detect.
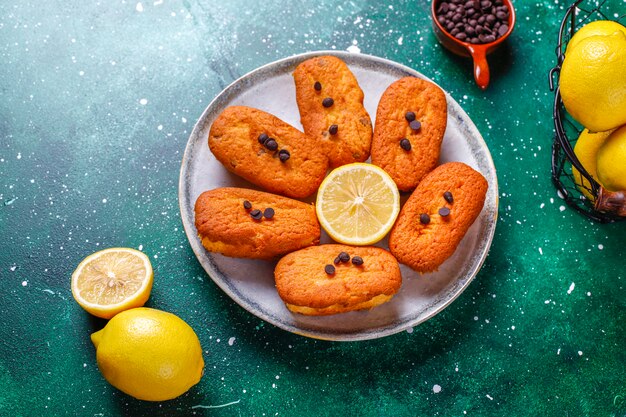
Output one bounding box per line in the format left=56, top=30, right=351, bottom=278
left=71, top=247, right=153, bottom=319
left=316, top=163, right=400, bottom=245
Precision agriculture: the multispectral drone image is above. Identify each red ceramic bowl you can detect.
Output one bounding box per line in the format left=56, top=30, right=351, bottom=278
left=431, top=0, right=516, bottom=90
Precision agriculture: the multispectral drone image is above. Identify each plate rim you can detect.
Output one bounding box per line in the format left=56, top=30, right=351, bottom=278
left=178, top=50, right=499, bottom=341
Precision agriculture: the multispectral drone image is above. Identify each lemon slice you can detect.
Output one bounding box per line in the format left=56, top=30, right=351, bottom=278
left=316, top=163, right=400, bottom=245
left=71, top=247, right=153, bottom=319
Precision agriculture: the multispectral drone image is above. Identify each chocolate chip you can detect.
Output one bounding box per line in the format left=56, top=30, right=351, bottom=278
left=410, top=120, right=422, bottom=131
left=351, top=256, right=364, bottom=266
left=400, top=138, right=412, bottom=151
left=329, top=124, right=338, bottom=135
left=265, top=139, right=278, bottom=151
left=435, top=0, right=509, bottom=44
left=263, top=207, right=275, bottom=219
left=334, top=256, right=341, bottom=265
left=250, top=209, right=263, bottom=220
left=322, top=97, right=334, bottom=108
left=243, top=200, right=252, bottom=210
left=443, top=191, right=454, bottom=203
left=439, top=207, right=451, bottom=217
left=278, top=149, right=290, bottom=162
left=420, top=213, right=430, bottom=224
left=314, top=81, right=322, bottom=91
left=405, top=111, right=416, bottom=122
left=325, top=264, right=336, bottom=275
left=338, top=251, right=350, bottom=263
left=455, top=32, right=468, bottom=41
left=258, top=133, right=269, bottom=145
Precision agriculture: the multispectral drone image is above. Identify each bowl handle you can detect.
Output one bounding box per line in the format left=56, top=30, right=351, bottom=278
left=467, top=45, right=490, bottom=90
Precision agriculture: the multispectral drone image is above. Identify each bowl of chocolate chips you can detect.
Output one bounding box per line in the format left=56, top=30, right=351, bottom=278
left=432, top=0, right=515, bottom=90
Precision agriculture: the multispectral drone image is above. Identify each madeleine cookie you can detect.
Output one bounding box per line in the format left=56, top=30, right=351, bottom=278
left=388, top=162, right=487, bottom=273
left=293, top=56, right=373, bottom=168
left=371, top=77, right=447, bottom=191
left=208, top=106, right=328, bottom=199
left=194, top=187, right=320, bottom=259
left=274, top=244, right=401, bottom=315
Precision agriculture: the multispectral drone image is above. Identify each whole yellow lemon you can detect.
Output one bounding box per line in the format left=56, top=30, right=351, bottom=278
left=572, top=128, right=613, bottom=200
left=560, top=31, right=626, bottom=132
left=566, top=20, right=626, bottom=54
left=91, top=307, right=204, bottom=401
left=596, top=125, right=626, bottom=192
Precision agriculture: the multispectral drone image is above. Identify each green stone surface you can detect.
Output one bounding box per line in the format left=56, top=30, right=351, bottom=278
left=1, top=0, right=625, bottom=416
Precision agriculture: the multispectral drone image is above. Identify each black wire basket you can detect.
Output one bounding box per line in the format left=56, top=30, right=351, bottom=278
left=549, top=0, right=626, bottom=223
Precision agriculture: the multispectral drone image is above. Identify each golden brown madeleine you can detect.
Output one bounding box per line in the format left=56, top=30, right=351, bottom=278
left=208, top=106, right=328, bottom=199
left=293, top=56, right=373, bottom=168
left=194, top=187, right=320, bottom=259
left=274, top=244, right=401, bottom=315
left=388, top=162, right=487, bottom=273
left=371, top=77, right=448, bottom=191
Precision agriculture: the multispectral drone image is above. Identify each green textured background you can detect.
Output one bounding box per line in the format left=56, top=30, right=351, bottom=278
left=1, top=0, right=625, bottom=416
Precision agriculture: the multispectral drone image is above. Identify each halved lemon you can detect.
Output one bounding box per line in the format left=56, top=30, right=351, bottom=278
left=316, top=163, right=400, bottom=245
left=71, top=247, right=153, bottom=319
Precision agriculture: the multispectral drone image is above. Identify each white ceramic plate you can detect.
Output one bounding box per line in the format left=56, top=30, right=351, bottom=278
left=179, top=51, right=498, bottom=341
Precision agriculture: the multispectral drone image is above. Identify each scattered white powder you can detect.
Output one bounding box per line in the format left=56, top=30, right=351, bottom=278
left=136, top=2, right=144, bottom=12
left=559, top=205, right=566, bottom=212
left=433, top=385, right=442, bottom=393
left=228, top=337, right=235, bottom=346
left=139, top=98, right=148, bottom=105
left=567, top=282, right=575, bottom=294
left=598, top=244, right=604, bottom=250
left=22, top=281, right=28, bottom=286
